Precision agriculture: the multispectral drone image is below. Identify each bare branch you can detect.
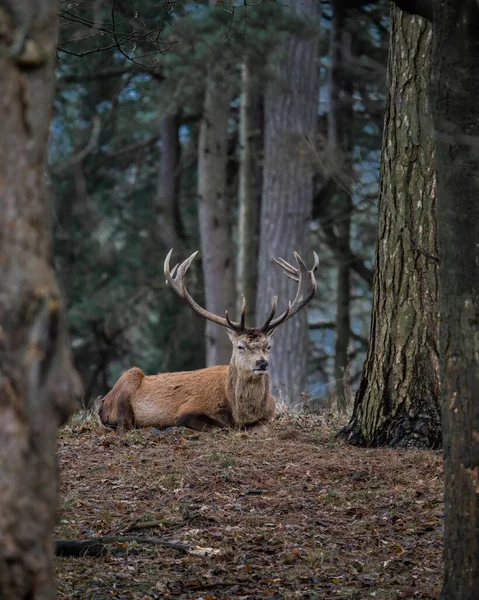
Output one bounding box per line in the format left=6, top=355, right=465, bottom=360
left=314, top=179, right=374, bottom=287
left=58, top=43, right=118, bottom=58
left=58, top=1, right=174, bottom=66
left=309, top=321, right=369, bottom=348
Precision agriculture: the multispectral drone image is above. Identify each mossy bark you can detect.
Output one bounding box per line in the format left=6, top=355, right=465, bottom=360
left=342, top=5, right=441, bottom=448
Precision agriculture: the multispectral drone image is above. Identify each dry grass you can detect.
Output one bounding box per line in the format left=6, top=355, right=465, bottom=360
left=55, top=411, right=443, bottom=599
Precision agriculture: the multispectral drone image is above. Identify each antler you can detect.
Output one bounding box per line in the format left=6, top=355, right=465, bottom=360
left=165, top=249, right=318, bottom=335
left=260, top=251, right=319, bottom=333
left=164, top=249, right=247, bottom=333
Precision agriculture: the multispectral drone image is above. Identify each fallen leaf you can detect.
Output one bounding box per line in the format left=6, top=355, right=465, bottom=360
left=188, top=546, right=222, bottom=557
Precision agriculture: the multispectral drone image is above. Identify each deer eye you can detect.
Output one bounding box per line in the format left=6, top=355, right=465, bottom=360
left=267, top=345, right=271, bottom=350
left=237, top=344, right=245, bottom=351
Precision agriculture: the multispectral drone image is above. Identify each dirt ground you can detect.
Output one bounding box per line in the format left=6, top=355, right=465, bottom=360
left=55, top=412, right=444, bottom=599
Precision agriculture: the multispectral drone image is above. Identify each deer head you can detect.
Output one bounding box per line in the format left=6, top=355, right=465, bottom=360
left=164, top=249, right=319, bottom=376
left=225, top=328, right=273, bottom=376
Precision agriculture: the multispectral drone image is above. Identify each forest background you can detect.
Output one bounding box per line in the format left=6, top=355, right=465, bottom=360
left=52, top=0, right=387, bottom=411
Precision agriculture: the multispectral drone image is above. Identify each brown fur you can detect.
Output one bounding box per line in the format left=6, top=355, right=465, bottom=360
left=98, top=330, right=276, bottom=431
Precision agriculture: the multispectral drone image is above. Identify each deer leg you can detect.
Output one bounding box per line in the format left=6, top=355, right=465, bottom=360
left=116, top=397, right=135, bottom=431
left=176, top=413, right=222, bottom=432
left=98, top=367, right=142, bottom=431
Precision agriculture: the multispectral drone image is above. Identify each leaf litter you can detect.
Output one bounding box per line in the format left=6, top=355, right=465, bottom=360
left=55, top=411, right=443, bottom=599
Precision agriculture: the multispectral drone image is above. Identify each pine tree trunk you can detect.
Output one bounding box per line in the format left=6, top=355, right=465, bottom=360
left=341, top=5, right=441, bottom=448
left=329, top=0, right=354, bottom=413
left=198, top=71, right=235, bottom=366
left=0, top=2, right=81, bottom=598
left=256, top=0, right=320, bottom=405
left=430, top=2, right=479, bottom=597
left=237, top=61, right=260, bottom=327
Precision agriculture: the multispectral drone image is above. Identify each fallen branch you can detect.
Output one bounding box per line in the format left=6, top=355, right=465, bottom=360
left=55, top=535, right=190, bottom=557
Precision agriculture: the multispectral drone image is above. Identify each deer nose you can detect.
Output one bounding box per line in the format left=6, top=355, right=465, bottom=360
left=256, top=359, right=268, bottom=371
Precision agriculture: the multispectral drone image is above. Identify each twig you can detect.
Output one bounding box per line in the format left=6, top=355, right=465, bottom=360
left=123, top=519, right=175, bottom=532
left=57, top=43, right=118, bottom=58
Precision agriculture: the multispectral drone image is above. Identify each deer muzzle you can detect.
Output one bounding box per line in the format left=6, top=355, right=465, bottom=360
left=253, top=359, right=269, bottom=374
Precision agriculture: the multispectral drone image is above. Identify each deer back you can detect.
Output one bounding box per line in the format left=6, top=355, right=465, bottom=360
left=99, top=365, right=232, bottom=429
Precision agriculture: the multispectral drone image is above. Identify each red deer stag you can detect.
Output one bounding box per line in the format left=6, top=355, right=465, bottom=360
left=98, top=249, right=318, bottom=431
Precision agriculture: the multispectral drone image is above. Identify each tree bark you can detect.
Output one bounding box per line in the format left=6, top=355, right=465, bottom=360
left=0, top=2, right=81, bottom=598
left=256, top=0, right=320, bottom=405
left=429, top=2, right=479, bottom=597
left=198, top=63, right=235, bottom=367
left=341, top=5, right=441, bottom=448
left=328, top=0, right=354, bottom=413
left=237, top=61, right=260, bottom=327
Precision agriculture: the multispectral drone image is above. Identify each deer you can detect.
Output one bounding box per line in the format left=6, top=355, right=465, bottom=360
left=98, top=249, right=318, bottom=432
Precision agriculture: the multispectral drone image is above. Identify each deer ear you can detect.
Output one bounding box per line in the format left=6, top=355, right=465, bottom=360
left=224, top=328, right=236, bottom=342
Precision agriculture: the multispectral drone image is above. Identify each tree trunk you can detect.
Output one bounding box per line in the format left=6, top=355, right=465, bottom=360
left=429, top=2, right=479, bottom=597
left=0, top=2, right=81, bottom=598
left=328, top=0, right=354, bottom=413
left=341, top=5, right=441, bottom=448
left=156, top=113, right=184, bottom=252
left=256, top=0, right=320, bottom=405
left=156, top=114, right=206, bottom=373
left=237, top=61, right=260, bottom=327
left=198, top=67, right=234, bottom=367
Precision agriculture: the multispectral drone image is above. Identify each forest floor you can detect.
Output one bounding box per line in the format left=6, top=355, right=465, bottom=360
left=55, top=411, right=443, bottom=600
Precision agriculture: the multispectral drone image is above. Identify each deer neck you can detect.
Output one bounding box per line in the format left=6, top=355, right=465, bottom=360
left=227, top=361, right=270, bottom=427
